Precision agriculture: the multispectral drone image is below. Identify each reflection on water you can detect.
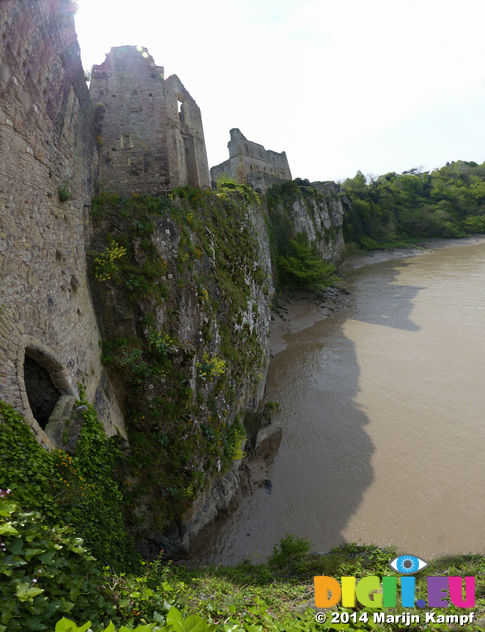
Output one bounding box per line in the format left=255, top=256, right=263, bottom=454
left=195, top=243, right=485, bottom=565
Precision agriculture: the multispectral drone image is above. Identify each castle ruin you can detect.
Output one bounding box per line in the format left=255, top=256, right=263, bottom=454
left=90, top=46, right=210, bottom=195
left=0, top=3, right=212, bottom=449
left=210, top=128, right=292, bottom=193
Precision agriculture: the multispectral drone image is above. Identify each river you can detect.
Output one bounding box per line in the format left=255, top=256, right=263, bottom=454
left=196, top=240, right=485, bottom=565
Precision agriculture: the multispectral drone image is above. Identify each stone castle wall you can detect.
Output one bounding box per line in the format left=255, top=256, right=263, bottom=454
left=90, top=46, right=210, bottom=195
left=210, top=128, right=292, bottom=192
left=0, top=0, right=125, bottom=448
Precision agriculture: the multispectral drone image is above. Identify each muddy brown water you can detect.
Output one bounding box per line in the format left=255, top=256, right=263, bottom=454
left=195, top=242, right=485, bottom=565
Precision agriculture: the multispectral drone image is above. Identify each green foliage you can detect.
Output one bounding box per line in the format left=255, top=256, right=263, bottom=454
left=138, top=541, right=485, bottom=632
left=91, top=242, right=127, bottom=281
left=278, top=237, right=337, bottom=289
left=3, top=525, right=484, bottom=632
left=267, top=534, right=312, bottom=571
left=196, top=353, right=227, bottom=380
left=342, top=160, right=485, bottom=246
left=58, top=182, right=72, bottom=203
left=222, top=426, right=246, bottom=461
left=0, top=400, right=139, bottom=573
left=105, top=343, right=153, bottom=386
left=91, top=191, right=121, bottom=218
left=215, top=176, right=258, bottom=204
left=0, top=492, right=118, bottom=631
left=147, top=332, right=174, bottom=360
left=65, top=390, right=139, bottom=570
left=215, top=174, right=239, bottom=188
left=264, top=401, right=279, bottom=411
left=464, top=214, right=485, bottom=233
left=0, top=401, right=60, bottom=520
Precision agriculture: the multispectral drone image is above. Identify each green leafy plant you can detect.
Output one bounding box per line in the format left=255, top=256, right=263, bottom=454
left=0, top=399, right=138, bottom=573
left=464, top=215, right=485, bottom=233
left=267, top=533, right=312, bottom=571
left=277, top=238, right=337, bottom=290
left=58, top=182, right=72, bottom=203
left=147, top=332, right=174, bottom=360
left=0, top=491, right=119, bottom=631
left=264, top=401, right=279, bottom=411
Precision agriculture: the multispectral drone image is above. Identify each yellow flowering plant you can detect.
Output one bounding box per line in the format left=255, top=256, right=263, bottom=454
left=196, top=352, right=226, bottom=380
left=92, top=242, right=127, bottom=281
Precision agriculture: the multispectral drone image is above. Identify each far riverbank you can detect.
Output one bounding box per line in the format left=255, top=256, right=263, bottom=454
left=270, top=234, right=485, bottom=357
left=343, top=234, right=485, bottom=269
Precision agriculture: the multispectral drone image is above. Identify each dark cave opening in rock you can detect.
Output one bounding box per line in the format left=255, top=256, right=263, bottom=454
left=23, top=355, right=61, bottom=430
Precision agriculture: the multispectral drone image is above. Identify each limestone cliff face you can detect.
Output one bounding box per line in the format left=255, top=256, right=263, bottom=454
left=287, top=192, right=345, bottom=260
left=267, top=180, right=346, bottom=265
left=87, top=189, right=274, bottom=553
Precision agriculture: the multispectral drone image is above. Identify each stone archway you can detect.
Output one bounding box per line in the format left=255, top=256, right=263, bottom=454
left=16, top=338, right=79, bottom=449
left=23, top=354, right=61, bottom=430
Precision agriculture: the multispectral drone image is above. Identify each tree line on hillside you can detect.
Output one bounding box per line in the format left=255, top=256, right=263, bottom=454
left=341, top=160, right=485, bottom=249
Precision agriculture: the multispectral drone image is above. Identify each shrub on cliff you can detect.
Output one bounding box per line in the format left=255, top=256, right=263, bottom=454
left=277, top=238, right=337, bottom=290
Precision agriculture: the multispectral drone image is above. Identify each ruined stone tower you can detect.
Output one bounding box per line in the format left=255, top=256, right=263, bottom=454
left=89, top=46, right=210, bottom=194
left=210, top=128, right=292, bottom=193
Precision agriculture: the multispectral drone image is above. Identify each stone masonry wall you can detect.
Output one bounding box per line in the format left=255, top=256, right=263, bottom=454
left=165, top=75, right=211, bottom=189
left=210, top=128, right=292, bottom=192
left=90, top=46, right=210, bottom=195
left=0, top=0, right=125, bottom=448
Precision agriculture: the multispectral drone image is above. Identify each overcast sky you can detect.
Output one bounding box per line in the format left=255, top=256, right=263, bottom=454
left=75, top=0, right=485, bottom=183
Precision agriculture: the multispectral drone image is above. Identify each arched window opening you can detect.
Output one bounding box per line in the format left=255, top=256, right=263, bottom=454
left=23, top=354, right=61, bottom=430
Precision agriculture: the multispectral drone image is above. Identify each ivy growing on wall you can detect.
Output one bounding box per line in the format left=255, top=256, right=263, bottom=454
left=0, top=398, right=138, bottom=572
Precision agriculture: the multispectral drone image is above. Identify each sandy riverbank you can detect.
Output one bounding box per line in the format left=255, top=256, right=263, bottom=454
left=343, top=234, right=485, bottom=269
left=269, top=234, right=485, bottom=357
left=270, top=287, right=351, bottom=357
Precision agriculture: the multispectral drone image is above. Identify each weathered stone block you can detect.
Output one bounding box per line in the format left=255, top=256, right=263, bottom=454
left=254, top=424, right=282, bottom=461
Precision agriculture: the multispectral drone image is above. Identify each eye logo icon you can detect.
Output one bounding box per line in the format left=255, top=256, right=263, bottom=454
left=389, top=555, right=428, bottom=574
